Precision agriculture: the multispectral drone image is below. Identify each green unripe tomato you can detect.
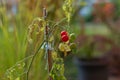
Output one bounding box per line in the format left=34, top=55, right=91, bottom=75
left=70, top=33, right=75, bottom=42
left=70, top=43, right=76, bottom=49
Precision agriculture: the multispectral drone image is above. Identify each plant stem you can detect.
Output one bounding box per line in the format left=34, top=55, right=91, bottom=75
left=26, top=41, right=45, bottom=80
left=43, top=8, right=53, bottom=80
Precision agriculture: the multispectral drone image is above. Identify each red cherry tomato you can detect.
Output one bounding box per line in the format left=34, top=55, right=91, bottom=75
left=61, top=31, right=68, bottom=36
left=61, top=35, right=69, bottom=42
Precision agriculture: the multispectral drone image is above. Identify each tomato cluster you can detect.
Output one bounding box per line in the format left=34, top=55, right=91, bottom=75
left=60, top=31, right=69, bottom=42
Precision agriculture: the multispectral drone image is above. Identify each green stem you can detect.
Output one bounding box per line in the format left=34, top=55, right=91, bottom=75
left=26, top=40, right=45, bottom=80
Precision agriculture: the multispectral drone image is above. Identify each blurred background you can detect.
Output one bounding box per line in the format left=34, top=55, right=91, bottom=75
left=0, top=0, right=120, bottom=80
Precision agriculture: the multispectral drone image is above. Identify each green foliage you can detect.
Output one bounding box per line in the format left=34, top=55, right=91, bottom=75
left=0, top=0, right=76, bottom=79
left=50, top=52, right=66, bottom=80
left=5, top=56, right=31, bottom=80
left=0, top=1, right=49, bottom=79
left=113, top=0, right=120, bottom=18
left=63, top=0, right=73, bottom=23
left=0, top=4, right=28, bottom=78
left=3, top=17, right=47, bottom=80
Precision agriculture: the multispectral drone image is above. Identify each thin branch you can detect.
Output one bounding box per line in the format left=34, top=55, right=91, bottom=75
left=26, top=40, right=45, bottom=80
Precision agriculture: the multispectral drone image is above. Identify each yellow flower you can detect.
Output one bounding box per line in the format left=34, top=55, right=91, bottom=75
left=58, top=42, right=71, bottom=52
